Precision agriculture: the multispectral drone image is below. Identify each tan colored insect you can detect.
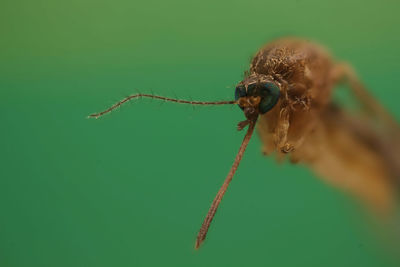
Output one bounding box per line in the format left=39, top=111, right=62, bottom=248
left=89, top=38, right=400, bottom=249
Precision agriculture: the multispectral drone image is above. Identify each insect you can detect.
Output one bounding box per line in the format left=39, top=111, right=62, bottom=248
left=89, top=38, right=400, bottom=249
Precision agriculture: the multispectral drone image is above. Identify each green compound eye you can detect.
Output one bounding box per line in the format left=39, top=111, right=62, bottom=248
left=234, top=82, right=280, bottom=113
left=234, top=85, right=246, bottom=102
left=258, top=82, right=280, bottom=114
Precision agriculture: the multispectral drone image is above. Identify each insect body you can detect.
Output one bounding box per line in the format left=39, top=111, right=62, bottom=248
left=89, top=38, right=400, bottom=249
left=246, top=39, right=399, bottom=214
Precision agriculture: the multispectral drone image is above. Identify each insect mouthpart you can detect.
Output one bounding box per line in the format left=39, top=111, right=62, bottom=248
left=237, top=96, right=261, bottom=121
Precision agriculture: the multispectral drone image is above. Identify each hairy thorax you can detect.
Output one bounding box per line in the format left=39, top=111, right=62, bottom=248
left=250, top=38, right=395, bottom=212
left=249, top=38, right=336, bottom=156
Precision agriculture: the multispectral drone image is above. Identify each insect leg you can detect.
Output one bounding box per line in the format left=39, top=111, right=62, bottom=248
left=333, top=63, right=398, bottom=130
left=274, top=107, right=293, bottom=153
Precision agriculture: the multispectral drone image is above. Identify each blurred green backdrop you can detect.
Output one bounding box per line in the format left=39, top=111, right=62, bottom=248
left=1, top=0, right=399, bottom=266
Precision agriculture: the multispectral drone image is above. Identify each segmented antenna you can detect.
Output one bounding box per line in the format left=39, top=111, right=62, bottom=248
left=88, top=94, right=236, bottom=119
left=195, top=119, right=257, bottom=249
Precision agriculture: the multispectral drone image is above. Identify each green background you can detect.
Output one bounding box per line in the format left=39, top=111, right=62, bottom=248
left=1, top=0, right=399, bottom=266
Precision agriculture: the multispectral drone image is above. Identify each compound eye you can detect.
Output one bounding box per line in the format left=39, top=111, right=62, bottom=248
left=235, top=85, right=247, bottom=111
left=234, top=85, right=246, bottom=101
left=259, top=82, right=280, bottom=114
left=247, top=83, right=257, bottom=95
